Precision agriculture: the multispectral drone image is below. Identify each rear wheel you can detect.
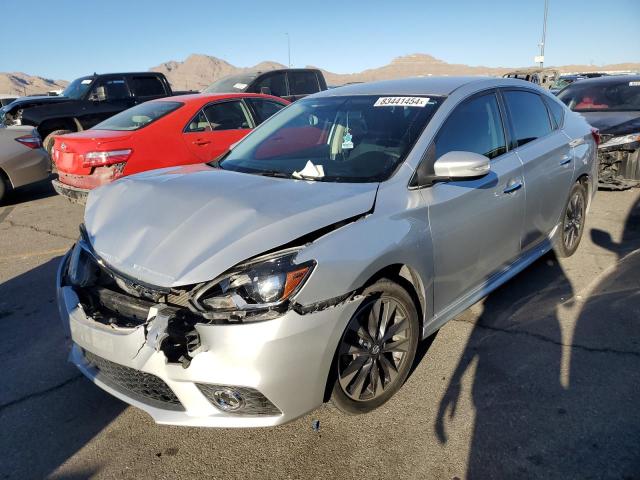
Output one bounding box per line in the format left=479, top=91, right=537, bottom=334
left=556, top=182, right=587, bottom=257
left=42, top=129, right=72, bottom=162
left=331, top=279, right=420, bottom=414
left=0, top=172, right=9, bottom=204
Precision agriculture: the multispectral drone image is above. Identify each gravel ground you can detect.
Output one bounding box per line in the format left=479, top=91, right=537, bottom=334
left=0, top=181, right=638, bottom=480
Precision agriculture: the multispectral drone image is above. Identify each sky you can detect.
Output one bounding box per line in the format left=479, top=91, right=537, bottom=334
left=2, top=0, right=639, bottom=81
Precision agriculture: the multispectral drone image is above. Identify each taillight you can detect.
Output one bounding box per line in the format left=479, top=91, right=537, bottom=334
left=81, top=149, right=132, bottom=168
left=591, top=128, right=600, bottom=146
left=15, top=134, right=42, bottom=149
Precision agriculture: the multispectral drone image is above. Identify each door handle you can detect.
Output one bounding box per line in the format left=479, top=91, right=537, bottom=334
left=193, top=139, right=211, bottom=146
left=503, top=181, right=523, bottom=194
left=560, top=154, right=572, bottom=166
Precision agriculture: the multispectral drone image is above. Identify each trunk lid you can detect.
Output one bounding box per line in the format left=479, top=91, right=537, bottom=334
left=53, top=130, right=134, bottom=175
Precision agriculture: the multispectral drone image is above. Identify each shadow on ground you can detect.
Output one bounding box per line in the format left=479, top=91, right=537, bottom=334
left=0, top=258, right=124, bottom=479
left=436, top=198, right=640, bottom=478
left=2, top=177, right=57, bottom=207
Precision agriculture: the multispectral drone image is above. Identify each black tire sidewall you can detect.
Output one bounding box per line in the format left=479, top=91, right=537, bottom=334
left=43, top=130, right=71, bottom=156
left=556, top=182, right=587, bottom=258
left=331, top=278, right=420, bottom=415
left=0, top=176, right=6, bottom=204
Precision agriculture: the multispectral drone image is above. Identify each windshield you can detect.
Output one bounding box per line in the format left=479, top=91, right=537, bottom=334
left=552, top=77, right=578, bottom=90
left=558, top=79, right=640, bottom=112
left=93, top=101, right=183, bottom=131
left=62, top=77, right=94, bottom=99
left=204, top=74, right=254, bottom=93
left=218, top=95, right=442, bottom=182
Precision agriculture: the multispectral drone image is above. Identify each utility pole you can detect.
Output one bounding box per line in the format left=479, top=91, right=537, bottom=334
left=285, top=32, right=291, bottom=67
left=537, top=0, right=549, bottom=68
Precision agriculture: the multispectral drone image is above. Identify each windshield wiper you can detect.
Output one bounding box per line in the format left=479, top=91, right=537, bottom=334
left=252, top=170, right=292, bottom=179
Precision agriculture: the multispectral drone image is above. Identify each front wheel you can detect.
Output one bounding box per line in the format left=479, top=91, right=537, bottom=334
left=556, top=182, right=587, bottom=258
left=331, top=279, right=420, bottom=414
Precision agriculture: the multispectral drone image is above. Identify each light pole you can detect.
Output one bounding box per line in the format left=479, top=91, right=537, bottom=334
left=285, top=33, right=291, bottom=67
left=538, top=0, right=549, bottom=68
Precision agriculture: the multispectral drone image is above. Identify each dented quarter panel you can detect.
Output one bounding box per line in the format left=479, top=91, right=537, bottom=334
left=84, top=166, right=378, bottom=287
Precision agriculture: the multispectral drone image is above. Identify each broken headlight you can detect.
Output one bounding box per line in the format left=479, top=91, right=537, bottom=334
left=191, top=249, right=315, bottom=321
left=66, top=241, right=99, bottom=287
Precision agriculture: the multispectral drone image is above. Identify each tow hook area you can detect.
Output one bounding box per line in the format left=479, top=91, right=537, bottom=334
left=143, top=307, right=203, bottom=368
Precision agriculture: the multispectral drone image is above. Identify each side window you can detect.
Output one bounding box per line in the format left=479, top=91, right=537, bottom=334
left=289, top=71, right=320, bottom=95
left=247, top=98, right=286, bottom=124
left=129, top=76, right=166, bottom=97
left=435, top=93, right=507, bottom=160
left=203, top=101, right=251, bottom=130
left=185, top=109, right=211, bottom=133
left=544, top=97, right=565, bottom=129
left=253, top=73, right=288, bottom=97
left=89, top=77, right=129, bottom=101
left=503, top=90, right=552, bottom=147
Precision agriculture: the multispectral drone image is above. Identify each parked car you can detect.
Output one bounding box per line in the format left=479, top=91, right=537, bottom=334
left=0, top=126, right=50, bottom=203
left=550, top=75, right=586, bottom=95
left=558, top=75, right=640, bottom=189
left=51, top=93, right=288, bottom=203
left=57, top=77, right=596, bottom=427
left=0, top=72, right=193, bottom=156
left=503, top=68, right=559, bottom=90
left=204, top=68, right=327, bottom=102
left=0, top=95, right=17, bottom=107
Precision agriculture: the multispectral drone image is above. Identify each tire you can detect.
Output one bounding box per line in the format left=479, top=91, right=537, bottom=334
left=555, top=182, right=588, bottom=258
left=331, top=278, right=420, bottom=414
left=0, top=174, right=7, bottom=204
left=42, top=129, right=72, bottom=157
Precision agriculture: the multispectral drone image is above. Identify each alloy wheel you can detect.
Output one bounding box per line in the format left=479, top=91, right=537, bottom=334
left=337, top=296, right=413, bottom=402
left=563, top=190, right=585, bottom=251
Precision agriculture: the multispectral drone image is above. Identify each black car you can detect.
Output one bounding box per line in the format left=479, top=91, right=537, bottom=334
left=558, top=75, right=640, bottom=189
left=0, top=72, right=189, bottom=155
left=204, top=68, right=327, bottom=102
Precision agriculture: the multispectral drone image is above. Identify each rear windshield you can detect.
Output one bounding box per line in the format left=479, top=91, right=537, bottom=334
left=93, top=101, right=183, bottom=131
left=218, top=95, right=442, bottom=182
left=558, top=79, right=640, bottom=112
left=204, top=75, right=254, bottom=93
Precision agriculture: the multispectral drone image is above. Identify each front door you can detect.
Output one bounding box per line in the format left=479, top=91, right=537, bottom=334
left=420, top=91, right=525, bottom=315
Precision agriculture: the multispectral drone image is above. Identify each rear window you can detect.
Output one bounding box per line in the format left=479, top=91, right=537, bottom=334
left=558, top=79, right=640, bottom=112
left=129, top=76, right=166, bottom=97
left=93, top=101, right=183, bottom=131
left=503, top=90, right=552, bottom=147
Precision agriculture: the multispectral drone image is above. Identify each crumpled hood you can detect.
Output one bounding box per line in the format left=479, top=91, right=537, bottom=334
left=4, top=95, right=71, bottom=111
left=84, top=165, right=378, bottom=287
left=579, top=111, right=640, bottom=136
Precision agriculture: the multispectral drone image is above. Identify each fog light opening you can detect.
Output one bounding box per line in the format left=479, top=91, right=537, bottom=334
left=212, top=388, right=245, bottom=412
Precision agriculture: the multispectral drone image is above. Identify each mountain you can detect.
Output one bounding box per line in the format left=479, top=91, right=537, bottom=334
left=150, top=53, right=640, bottom=91
left=0, top=72, right=67, bottom=96
left=150, top=54, right=286, bottom=91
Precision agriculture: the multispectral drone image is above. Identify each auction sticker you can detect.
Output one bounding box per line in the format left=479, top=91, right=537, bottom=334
left=629, top=81, right=640, bottom=87
left=374, top=97, right=429, bottom=107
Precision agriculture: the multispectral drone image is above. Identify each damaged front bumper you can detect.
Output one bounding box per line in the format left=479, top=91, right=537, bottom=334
left=56, top=250, right=360, bottom=427
left=597, top=138, right=640, bottom=190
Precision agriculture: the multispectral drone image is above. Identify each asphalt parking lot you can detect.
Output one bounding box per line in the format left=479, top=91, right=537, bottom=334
left=0, top=181, right=639, bottom=480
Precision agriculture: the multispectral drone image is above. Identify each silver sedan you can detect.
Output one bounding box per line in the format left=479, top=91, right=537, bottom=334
left=57, top=77, right=597, bottom=427
left=0, top=126, right=50, bottom=203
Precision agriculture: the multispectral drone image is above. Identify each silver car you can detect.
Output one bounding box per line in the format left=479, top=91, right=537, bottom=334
left=57, top=77, right=597, bottom=427
left=0, top=126, right=50, bottom=203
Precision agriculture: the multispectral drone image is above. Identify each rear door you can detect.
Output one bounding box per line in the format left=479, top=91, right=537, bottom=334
left=245, top=97, right=287, bottom=125
left=287, top=71, right=321, bottom=101
left=183, top=100, right=254, bottom=161
left=422, top=91, right=525, bottom=315
left=501, top=89, right=574, bottom=249
left=127, top=75, right=170, bottom=104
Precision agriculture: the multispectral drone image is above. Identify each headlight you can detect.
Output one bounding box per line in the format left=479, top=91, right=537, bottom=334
left=66, top=241, right=99, bottom=287
left=192, top=249, right=315, bottom=321
left=600, top=133, right=640, bottom=149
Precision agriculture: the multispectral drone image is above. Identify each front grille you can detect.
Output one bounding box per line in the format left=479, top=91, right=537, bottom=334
left=196, top=383, right=281, bottom=416
left=84, top=350, right=184, bottom=411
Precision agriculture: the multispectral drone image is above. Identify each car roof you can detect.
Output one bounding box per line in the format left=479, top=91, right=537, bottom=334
left=313, top=76, right=529, bottom=97
left=155, top=92, right=287, bottom=104
left=563, top=74, right=640, bottom=87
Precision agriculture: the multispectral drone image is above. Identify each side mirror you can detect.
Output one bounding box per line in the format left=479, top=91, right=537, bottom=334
left=260, top=86, right=272, bottom=95
left=433, top=151, right=490, bottom=180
